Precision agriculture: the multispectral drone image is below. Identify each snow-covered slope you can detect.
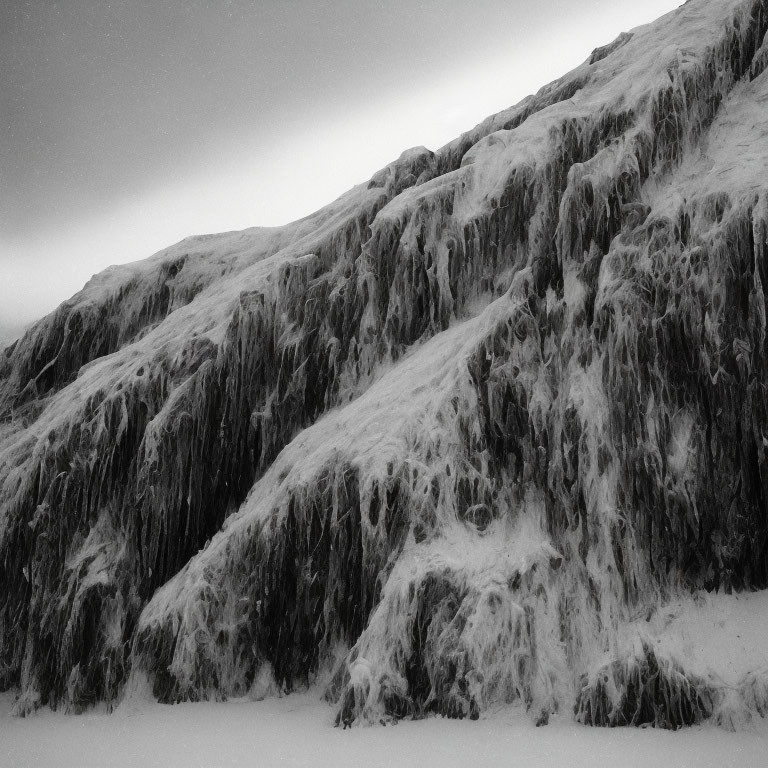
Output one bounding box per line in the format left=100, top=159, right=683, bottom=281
left=3, top=0, right=768, bottom=730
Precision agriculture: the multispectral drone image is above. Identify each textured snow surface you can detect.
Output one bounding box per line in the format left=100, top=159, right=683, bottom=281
left=2, top=691, right=767, bottom=768
left=3, top=0, right=768, bottom=732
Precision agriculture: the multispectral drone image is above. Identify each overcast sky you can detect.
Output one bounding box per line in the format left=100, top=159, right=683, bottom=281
left=0, top=0, right=681, bottom=330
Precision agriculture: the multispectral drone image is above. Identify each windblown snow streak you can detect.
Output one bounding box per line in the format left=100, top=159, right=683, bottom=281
left=3, top=0, right=768, bottom=729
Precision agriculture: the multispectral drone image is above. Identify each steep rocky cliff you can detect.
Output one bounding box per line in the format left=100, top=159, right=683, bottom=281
left=3, top=0, right=768, bottom=729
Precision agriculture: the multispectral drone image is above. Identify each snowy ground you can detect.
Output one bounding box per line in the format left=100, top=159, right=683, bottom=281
left=2, top=690, right=766, bottom=768
left=4, top=591, right=768, bottom=767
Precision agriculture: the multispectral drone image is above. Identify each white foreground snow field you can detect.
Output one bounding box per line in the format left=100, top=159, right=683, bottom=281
left=3, top=590, right=768, bottom=768
left=1, top=691, right=766, bottom=768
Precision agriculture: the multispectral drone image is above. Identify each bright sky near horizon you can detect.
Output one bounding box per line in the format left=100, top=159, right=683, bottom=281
left=0, top=0, right=681, bottom=330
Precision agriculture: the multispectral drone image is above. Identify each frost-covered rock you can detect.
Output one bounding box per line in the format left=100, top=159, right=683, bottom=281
left=2, top=0, right=768, bottom=728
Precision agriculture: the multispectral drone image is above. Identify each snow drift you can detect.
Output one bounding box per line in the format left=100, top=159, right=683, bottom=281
left=2, top=0, right=768, bottom=729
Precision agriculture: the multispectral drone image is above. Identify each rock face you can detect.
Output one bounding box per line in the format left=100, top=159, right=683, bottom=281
left=3, top=0, right=768, bottom=727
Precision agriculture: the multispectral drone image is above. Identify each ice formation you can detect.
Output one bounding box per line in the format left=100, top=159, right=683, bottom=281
left=2, top=0, right=768, bottom=729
